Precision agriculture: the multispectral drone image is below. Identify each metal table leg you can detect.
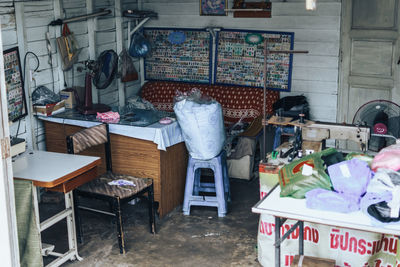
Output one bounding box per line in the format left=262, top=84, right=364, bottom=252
left=275, top=216, right=281, bottom=267
left=274, top=217, right=304, bottom=267
left=299, top=221, right=304, bottom=255
left=65, top=191, right=82, bottom=261
left=32, top=186, right=82, bottom=267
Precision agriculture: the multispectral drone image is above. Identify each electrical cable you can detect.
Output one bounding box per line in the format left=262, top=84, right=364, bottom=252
left=19, top=51, right=40, bottom=140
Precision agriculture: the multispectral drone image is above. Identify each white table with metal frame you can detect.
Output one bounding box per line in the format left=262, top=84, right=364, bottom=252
left=252, top=184, right=400, bottom=267
left=13, top=150, right=101, bottom=267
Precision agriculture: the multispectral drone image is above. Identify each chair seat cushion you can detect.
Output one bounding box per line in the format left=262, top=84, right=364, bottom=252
left=77, top=172, right=153, bottom=199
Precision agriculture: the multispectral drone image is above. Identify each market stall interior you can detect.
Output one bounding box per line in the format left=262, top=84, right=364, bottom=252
left=2, top=0, right=400, bottom=266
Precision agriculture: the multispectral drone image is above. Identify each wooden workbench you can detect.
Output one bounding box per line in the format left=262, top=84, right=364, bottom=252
left=43, top=121, right=188, bottom=218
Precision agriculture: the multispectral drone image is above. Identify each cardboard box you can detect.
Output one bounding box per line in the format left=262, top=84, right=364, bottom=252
left=60, top=87, right=84, bottom=109
left=60, top=90, right=75, bottom=108
left=33, top=100, right=65, bottom=116
left=291, top=255, right=335, bottom=267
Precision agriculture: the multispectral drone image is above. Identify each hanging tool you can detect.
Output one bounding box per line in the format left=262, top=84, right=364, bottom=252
left=49, top=9, right=111, bottom=26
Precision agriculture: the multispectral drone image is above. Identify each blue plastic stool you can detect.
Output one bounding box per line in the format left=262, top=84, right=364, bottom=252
left=182, top=151, right=230, bottom=217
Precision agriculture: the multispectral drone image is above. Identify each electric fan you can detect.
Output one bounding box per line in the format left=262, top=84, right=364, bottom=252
left=353, top=100, right=400, bottom=151
left=78, top=50, right=118, bottom=115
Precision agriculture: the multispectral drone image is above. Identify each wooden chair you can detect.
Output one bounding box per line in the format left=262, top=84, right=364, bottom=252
left=66, top=123, right=156, bottom=254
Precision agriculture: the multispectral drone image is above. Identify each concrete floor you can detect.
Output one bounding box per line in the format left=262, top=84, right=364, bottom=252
left=40, top=178, right=261, bottom=267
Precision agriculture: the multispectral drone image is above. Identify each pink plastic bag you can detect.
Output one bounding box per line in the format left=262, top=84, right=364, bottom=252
left=371, top=142, right=400, bottom=172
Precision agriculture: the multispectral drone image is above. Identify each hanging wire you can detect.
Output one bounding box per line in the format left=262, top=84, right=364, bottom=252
left=19, top=51, right=40, bottom=139
left=45, top=26, right=55, bottom=92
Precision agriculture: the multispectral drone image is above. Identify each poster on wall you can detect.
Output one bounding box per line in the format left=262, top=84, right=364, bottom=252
left=215, top=29, right=294, bottom=92
left=3, top=47, right=28, bottom=122
left=200, top=0, right=227, bottom=16
left=144, top=28, right=212, bottom=84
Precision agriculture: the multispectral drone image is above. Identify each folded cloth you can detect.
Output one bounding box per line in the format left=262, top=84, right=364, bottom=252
left=306, top=189, right=360, bottom=213
left=108, top=179, right=136, bottom=187
left=96, top=111, right=120, bottom=123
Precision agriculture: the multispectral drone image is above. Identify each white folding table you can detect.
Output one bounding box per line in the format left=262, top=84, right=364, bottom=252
left=13, top=150, right=101, bottom=267
left=252, top=184, right=400, bottom=267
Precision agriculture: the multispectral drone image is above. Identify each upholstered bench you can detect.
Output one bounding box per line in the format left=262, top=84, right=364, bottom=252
left=140, top=81, right=280, bottom=180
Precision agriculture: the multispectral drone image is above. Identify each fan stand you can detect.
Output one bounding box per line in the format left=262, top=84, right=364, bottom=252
left=78, top=72, right=111, bottom=115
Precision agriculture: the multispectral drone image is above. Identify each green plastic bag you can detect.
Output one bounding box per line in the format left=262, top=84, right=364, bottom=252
left=344, top=152, right=374, bottom=166
left=279, top=148, right=336, bottom=199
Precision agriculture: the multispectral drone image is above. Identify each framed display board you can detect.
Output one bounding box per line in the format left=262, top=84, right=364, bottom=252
left=3, top=47, right=28, bottom=122
left=144, top=28, right=212, bottom=84
left=215, top=29, right=294, bottom=91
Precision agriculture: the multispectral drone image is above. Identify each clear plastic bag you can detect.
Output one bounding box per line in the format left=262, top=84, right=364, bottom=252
left=32, top=86, right=60, bottom=106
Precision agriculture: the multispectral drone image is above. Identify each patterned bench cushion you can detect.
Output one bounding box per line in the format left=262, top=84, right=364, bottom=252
left=140, top=81, right=279, bottom=124
left=69, top=124, right=108, bottom=154
left=77, top=172, right=153, bottom=199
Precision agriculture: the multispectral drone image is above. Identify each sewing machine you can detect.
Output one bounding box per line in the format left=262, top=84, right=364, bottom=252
left=267, top=116, right=371, bottom=160
left=302, top=121, right=370, bottom=152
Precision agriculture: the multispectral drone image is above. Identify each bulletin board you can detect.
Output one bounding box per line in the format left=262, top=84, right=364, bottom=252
left=143, top=28, right=212, bottom=83
left=215, top=29, right=294, bottom=91
left=3, top=47, right=28, bottom=122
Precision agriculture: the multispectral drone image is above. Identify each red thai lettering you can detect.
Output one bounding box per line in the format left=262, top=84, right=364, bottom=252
left=358, top=239, right=367, bottom=255
left=291, top=225, right=299, bottom=239
left=312, top=228, right=319, bottom=243
left=259, top=221, right=265, bottom=234
left=259, top=221, right=274, bottom=235
left=374, top=258, right=382, bottom=267
left=373, top=240, right=378, bottom=254
left=349, top=237, right=357, bottom=253
left=285, top=255, right=294, bottom=266
left=265, top=222, right=274, bottom=235
left=260, top=191, right=267, bottom=200
left=330, top=229, right=340, bottom=249
left=304, top=226, right=312, bottom=241
left=284, top=224, right=291, bottom=239
left=343, top=262, right=351, bottom=267
left=388, top=237, right=397, bottom=254
left=340, top=232, right=349, bottom=251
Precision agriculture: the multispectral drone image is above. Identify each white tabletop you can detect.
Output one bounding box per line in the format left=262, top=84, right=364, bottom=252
left=39, top=116, right=184, bottom=151
left=13, top=150, right=100, bottom=185
left=252, top=185, right=400, bottom=236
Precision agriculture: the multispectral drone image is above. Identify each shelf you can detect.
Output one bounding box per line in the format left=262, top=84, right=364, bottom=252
left=227, top=2, right=271, bottom=18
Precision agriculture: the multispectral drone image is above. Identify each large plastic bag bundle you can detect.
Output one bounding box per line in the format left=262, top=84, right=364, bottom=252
left=305, top=159, right=372, bottom=213
left=173, top=89, right=226, bottom=160
left=361, top=169, right=400, bottom=224
left=371, top=141, right=400, bottom=172
left=278, top=148, right=336, bottom=199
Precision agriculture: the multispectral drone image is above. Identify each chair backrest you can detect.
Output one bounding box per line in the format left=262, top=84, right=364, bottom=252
left=66, top=123, right=112, bottom=171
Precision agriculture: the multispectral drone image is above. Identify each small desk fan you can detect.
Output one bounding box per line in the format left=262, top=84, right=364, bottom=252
left=79, top=50, right=118, bottom=115
left=353, top=100, right=400, bottom=151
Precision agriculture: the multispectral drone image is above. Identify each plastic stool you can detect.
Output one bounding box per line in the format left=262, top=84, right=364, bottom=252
left=182, top=151, right=230, bottom=217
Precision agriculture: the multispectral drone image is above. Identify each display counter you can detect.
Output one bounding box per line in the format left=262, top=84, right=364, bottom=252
left=39, top=108, right=188, bottom=218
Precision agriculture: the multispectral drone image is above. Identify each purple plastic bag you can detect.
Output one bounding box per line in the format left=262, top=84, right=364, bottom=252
left=328, top=158, right=372, bottom=197
left=306, top=189, right=360, bottom=213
